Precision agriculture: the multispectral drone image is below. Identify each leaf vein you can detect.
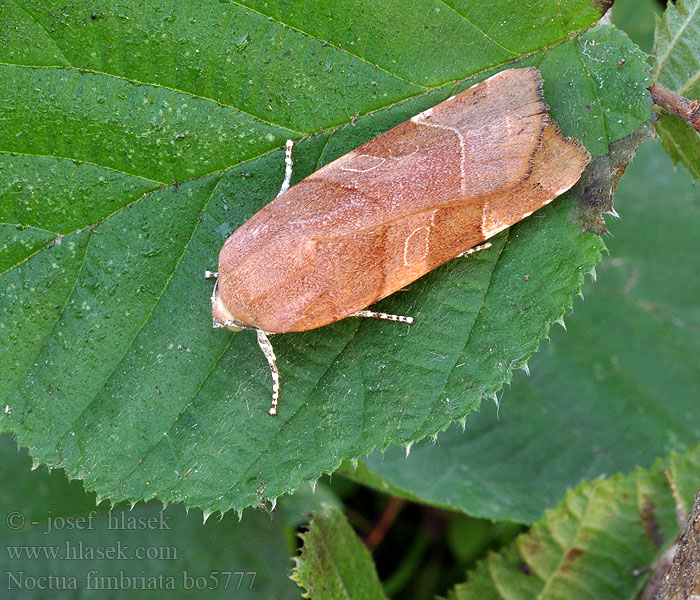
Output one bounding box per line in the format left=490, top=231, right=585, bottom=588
left=219, top=327, right=363, bottom=502
left=7, top=229, right=92, bottom=406
left=434, top=0, right=519, bottom=56
left=224, top=0, right=428, bottom=90
left=53, top=174, right=224, bottom=452
left=8, top=0, right=72, bottom=67
left=654, top=1, right=700, bottom=81
left=0, top=62, right=304, bottom=136
left=412, top=233, right=509, bottom=438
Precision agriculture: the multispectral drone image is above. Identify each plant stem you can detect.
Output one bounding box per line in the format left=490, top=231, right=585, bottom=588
left=364, top=497, right=406, bottom=551
left=650, top=83, right=700, bottom=133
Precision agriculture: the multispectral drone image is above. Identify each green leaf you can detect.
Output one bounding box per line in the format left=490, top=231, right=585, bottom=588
left=291, top=505, right=387, bottom=600
left=0, top=434, right=299, bottom=599
left=656, top=111, right=700, bottom=179
left=279, top=480, right=343, bottom=530
left=653, top=0, right=700, bottom=179
left=339, top=137, right=700, bottom=523
left=0, top=2, right=652, bottom=513
left=447, top=446, right=700, bottom=600
left=653, top=0, right=700, bottom=97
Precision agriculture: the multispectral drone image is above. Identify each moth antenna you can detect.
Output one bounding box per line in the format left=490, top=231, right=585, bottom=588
left=207, top=272, right=226, bottom=329
left=255, top=329, right=280, bottom=416
left=457, top=242, right=492, bottom=257
left=277, top=139, right=294, bottom=197
left=350, top=310, right=414, bottom=325
left=209, top=273, right=218, bottom=306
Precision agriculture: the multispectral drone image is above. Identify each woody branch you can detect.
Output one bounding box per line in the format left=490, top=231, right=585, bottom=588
left=650, top=83, right=700, bottom=133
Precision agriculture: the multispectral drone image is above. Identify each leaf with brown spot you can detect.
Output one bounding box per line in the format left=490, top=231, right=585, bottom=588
left=642, top=497, right=665, bottom=549
left=447, top=448, right=700, bottom=600
left=649, top=487, right=700, bottom=600
left=572, top=121, right=654, bottom=234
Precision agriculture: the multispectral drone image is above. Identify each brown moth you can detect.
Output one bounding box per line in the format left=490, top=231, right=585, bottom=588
left=208, top=67, right=590, bottom=416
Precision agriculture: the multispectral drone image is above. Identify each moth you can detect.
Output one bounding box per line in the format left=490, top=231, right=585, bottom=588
left=207, top=67, right=590, bottom=416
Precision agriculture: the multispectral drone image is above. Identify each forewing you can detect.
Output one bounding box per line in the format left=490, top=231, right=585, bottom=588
left=216, top=68, right=590, bottom=333
left=293, top=67, right=549, bottom=238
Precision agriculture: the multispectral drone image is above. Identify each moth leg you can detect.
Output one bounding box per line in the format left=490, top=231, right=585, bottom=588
left=351, top=310, right=414, bottom=325
left=457, top=242, right=492, bottom=258
left=255, top=329, right=280, bottom=416
left=276, top=139, right=294, bottom=198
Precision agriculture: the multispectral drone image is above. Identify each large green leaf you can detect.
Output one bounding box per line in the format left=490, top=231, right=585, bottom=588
left=653, top=0, right=700, bottom=179
left=291, top=505, right=387, bottom=600
left=0, top=2, right=652, bottom=512
left=0, top=434, right=299, bottom=599
left=448, top=446, right=700, bottom=599
left=339, top=137, right=700, bottom=523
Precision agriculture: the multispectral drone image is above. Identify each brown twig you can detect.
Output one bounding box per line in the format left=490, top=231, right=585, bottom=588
left=649, top=83, right=700, bottom=133
left=364, top=497, right=407, bottom=552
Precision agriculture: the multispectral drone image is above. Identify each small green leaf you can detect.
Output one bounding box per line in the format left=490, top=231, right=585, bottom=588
left=653, top=0, right=700, bottom=97
left=653, top=0, right=700, bottom=179
left=291, top=505, right=387, bottom=600
left=447, top=446, right=700, bottom=599
left=656, top=111, right=700, bottom=179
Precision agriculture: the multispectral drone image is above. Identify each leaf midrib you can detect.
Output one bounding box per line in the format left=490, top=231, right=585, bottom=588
left=0, top=61, right=304, bottom=137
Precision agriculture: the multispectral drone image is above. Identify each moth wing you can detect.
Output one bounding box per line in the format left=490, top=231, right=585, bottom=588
left=217, top=68, right=589, bottom=333
left=297, top=67, right=550, bottom=238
